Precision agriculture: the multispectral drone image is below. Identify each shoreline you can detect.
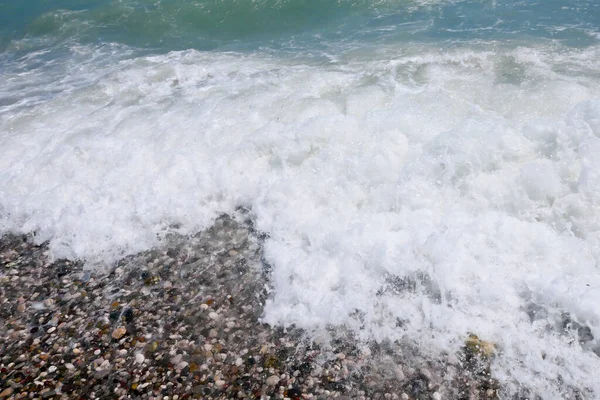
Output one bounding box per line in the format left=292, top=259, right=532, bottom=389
left=1, top=215, right=499, bottom=399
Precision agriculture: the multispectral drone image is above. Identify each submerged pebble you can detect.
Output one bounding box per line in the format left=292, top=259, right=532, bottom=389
left=0, top=218, right=504, bottom=399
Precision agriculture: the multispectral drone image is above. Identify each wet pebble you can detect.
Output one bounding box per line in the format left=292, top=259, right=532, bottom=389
left=0, top=218, right=505, bottom=400
left=112, top=326, right=127, bottom=340
left=266, top=375, right=280, bottom=386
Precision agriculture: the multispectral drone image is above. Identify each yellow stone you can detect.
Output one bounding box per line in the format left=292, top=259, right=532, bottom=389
left=465, top=334, right=496, bottom=358
left=146, top=341, right=159, bottom=353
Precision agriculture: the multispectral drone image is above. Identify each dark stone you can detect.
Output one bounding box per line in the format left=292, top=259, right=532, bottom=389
left=140, top=270, right=150, bottom=281
left=109, top=310, right=121, bottom=321
left=287, top=387, right=302, bottom=399
left=297, top=361, right=313, bottom=375
left=55, top=262, right=72, bottom=278
left=122, top=308, right=134, bottom=322
left=404, top=374, right=429, bottom=399
left=578, top=326, right=594, bottom=343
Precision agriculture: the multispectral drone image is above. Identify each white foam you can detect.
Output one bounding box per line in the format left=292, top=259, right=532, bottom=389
left=2, top=43, right=600, bottom=396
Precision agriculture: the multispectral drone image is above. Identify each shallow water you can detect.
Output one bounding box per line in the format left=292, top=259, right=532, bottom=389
left=1, top=0, right=600, bottom=397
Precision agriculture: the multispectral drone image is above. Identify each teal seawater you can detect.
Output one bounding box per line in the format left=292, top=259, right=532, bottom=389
left=1, top=0, right=599, bottom=55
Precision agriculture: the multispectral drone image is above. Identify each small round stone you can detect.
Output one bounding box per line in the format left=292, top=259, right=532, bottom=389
left=135, top=353, right=145, bottom=364
left=176, top=361, right=189, bottom=370
left=170, top=354, right=183, bottom=364
left=394, top=367, right=405, bottom=381
left=112, top=327, right=127, bottom=340
left=208, top=312, right=219, bottom=320
left=266, top=375, right=280, bottom=386
left=420, top=368, right=432, bottom=380
left=215, top=380, right=226, bottom=388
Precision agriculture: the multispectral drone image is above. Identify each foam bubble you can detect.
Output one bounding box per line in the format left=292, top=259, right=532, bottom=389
left=2, top=43, right=600, bottom=396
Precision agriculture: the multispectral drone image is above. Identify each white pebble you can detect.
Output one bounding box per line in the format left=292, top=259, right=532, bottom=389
left=394, top=367, right=405, bottom=381
left=420, top=368, right=432, bottom=380
left=265, top=375, right=280, bottom=386
left=176, top=361, right=189, bottom=370
left=94, top=349, right=101, bottom=356
left=208, top=312, right=219, bottom=320
left=433, top=393, right=442, bottom=400
left=135, top=353, right=145, bottom=364
left=215, top=380, right=226, bottom=388
left=170, top=354, right=182, bottom=364
left=235, top=358, right=243, bottom=366
left=200, top=304, right=209, bottom=310
left=48, top=366, right=57, bottom=373
left=65, top=363, right=74, bottom=370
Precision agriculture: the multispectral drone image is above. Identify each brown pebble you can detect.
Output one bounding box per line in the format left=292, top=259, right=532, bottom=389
left=112, top=327, right=127, bottom=340
left=0, top=388, right=13, bottom=398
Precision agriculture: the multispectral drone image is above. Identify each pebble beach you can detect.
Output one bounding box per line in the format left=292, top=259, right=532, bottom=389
left=1, top=214, right=501, bottom=400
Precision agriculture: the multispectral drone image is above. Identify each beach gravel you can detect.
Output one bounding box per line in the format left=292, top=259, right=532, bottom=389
left=1, top=214, right=500, bottom=399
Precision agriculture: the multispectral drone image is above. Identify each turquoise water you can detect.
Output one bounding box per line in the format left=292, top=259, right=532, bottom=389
left=1, top=0, right=599, bottom=54
left=2, top=1, right=600, bottom=398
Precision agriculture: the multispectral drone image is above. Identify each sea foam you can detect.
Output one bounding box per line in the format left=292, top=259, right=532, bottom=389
left=1, top=43, right=600, bottom=396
